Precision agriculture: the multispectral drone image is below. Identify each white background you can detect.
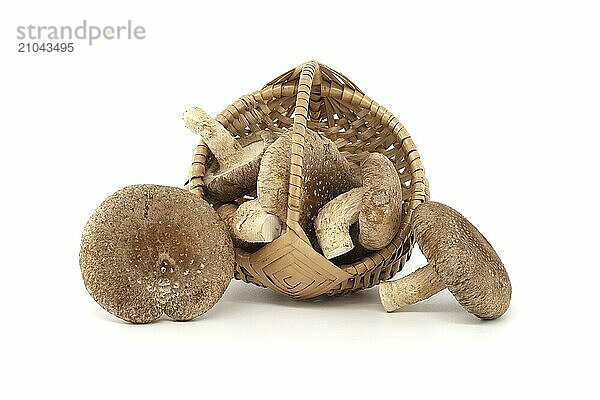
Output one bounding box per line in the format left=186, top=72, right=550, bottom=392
left=1, top=1, right=598, bottom=398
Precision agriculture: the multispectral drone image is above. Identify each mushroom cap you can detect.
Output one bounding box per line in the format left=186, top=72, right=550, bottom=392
left=358, top=153, right=403, bottom=250
left=204, top=131, right=277, bottom=202
left=79, top=184, right=234, bottom=323
left=413, top=202, right=511, bottom=319
left=258, top=129, right=362, bottom=231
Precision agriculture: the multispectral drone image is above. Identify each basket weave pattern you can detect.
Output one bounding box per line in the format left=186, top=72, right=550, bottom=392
left=187, top=61, right=429, bottom=299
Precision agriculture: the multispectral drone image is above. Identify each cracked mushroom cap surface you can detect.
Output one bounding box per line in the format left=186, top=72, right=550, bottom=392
left=79, top=184, right=234, bottom=323
left=413, top=201, right=511, bottom=319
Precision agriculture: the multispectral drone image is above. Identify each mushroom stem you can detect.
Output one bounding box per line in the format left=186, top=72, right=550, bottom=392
left=184, top=107, right=242, bottom=169
left=314, top=187, right=364, bottom=259
left=235, top=200, right=281, bottom=243
left=379, top=264, right=445, bottom=312
left=379, top=202, right=511, bottom=319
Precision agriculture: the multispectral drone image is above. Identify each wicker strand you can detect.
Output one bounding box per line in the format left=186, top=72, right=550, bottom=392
left=185, top=140, right=210, bottom=197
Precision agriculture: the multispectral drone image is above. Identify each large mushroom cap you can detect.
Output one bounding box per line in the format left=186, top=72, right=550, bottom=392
left=258, top=129, right=362, bottom=231
left=413, top=202, right=511, bottom=319
left=79, top=184, right=234, bottom=323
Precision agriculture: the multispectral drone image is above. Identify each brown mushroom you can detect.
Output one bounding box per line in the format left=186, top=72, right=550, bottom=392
left=314, top=188, right=363, bottom=259
left=249, top=129, right=361, bottom=236
left=314, top=153, right=403, bottom=259
left=79, top=184, right=234, bottom=323
left=379, top=201, right=511, bottom=320
left=215, top=203, right=238, bottom=234
left=183, top=107, right=276, bottom=202
left=216, top=200, right=281, bottom=243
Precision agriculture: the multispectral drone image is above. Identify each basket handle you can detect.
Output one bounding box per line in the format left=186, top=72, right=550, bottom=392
left=285, top=61, right=320, bottom=234
left=185, top=139, right=210, bottom=198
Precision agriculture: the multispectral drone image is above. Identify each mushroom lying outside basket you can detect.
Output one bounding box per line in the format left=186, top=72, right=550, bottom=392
left=185, top=61, right=429, bottom=299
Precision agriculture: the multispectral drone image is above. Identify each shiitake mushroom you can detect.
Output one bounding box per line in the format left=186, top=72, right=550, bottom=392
left=80, top=184, right=234, bottom=323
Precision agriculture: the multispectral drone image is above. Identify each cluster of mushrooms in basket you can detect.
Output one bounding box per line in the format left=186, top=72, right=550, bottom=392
left=186, top=107, right=401, bottom=261
left=79, top=62, right=511, bottom=324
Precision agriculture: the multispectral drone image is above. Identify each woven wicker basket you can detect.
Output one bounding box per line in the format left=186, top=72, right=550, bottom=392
left=186, top=61, right=429, bottom=299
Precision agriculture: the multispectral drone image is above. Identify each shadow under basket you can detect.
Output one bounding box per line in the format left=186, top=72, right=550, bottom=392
left=186, top=61, right=429, bottom=300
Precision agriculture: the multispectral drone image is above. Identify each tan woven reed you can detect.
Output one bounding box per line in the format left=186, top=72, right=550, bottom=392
left=186, top=61, right=429, bottom=299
